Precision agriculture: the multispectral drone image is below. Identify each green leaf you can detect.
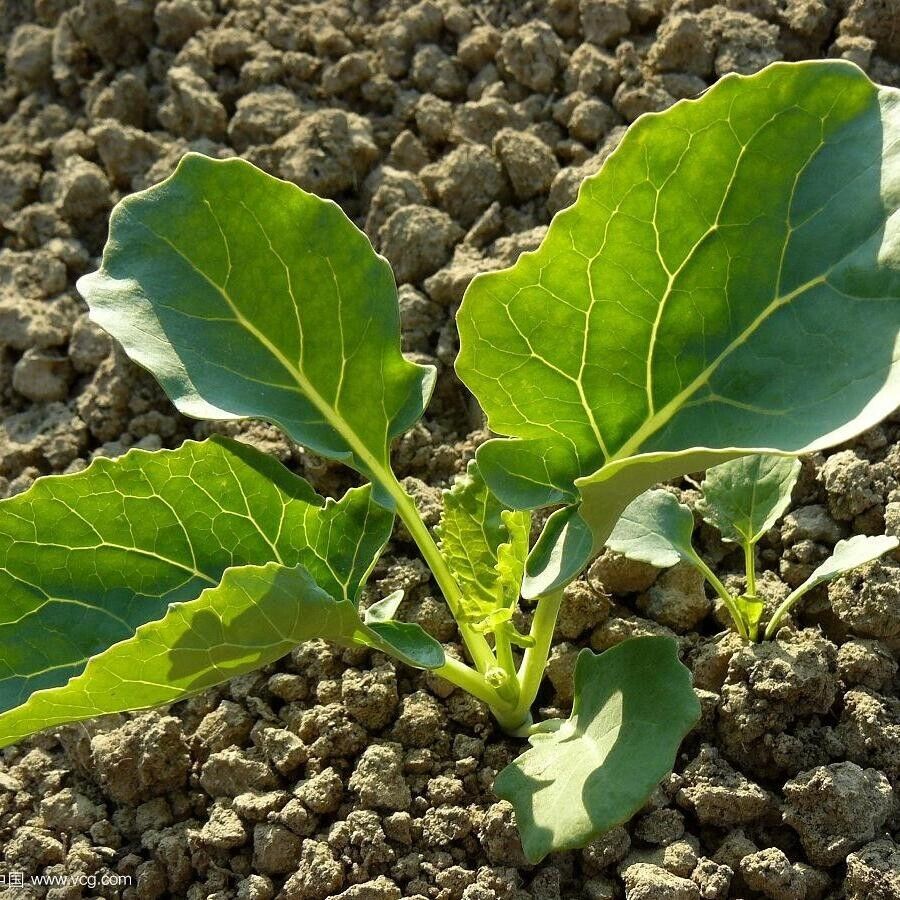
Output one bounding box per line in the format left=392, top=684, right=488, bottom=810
left=361, top=590, right=446, bottom=669
left=435, top=462, right=531, bottom=626
left=734, top=594, right=766, bottom=633
left=0, top=437, right=396, bottom=746
left=606, top=489, right=696, bottom=568
left=363, top=590, right=404, bottom=624
left=76, top=153, right=434, bottom=496
left=457, top=60, right=900, bottom=560
left=764, top=532, right=898, bottom=638
left=0, top=563, right=369, bottom=748
left=362, top=620, right=445, bottom=670
left=698, top=454, right=801, bottom=545
left=784, top=533, right=898, bottom=606
left=494, top=636, right=700, bottom=862
left=522, top=505, right=593, bottom=599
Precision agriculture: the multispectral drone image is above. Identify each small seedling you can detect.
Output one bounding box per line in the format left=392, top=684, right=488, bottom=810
left=608, top=455, right=898, bottom=640
left=1, top=60, right=899, bottom=860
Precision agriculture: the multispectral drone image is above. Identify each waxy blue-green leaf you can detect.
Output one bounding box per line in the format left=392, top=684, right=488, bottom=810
left=0, top=437, right=398, bottom=747
left=699, top=454, right=801, bottom=546
left=435, top=462, right=530, bottom=626
left=606, top=489, right=696, bottom=569
left=522, top=505, right=593, bottom=599
left=0, top=563, right=366, bottom=747
left=76, top=153, right=434, bottom=496
left=361, top=591, right=445, bottom=669
left=765, top=533, right=899, bottom=638
left=494, top=637, right=700, bottom=862
left=457, top=61, right=900, bottom=563
left=607, top=488, right=766, bottom=638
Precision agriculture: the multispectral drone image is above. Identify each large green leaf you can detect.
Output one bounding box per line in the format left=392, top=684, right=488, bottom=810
left=457, top=61, right=900, bottom=559
left=0, top=437, right=400, bottom=745
left=435, top=462, right=530, bottom=627
left=0, top=561, right=444, bottom=748
left=0, top=564, right=342, bottom=747
left=698, top=454, right=801, bottom=545
left=76, top=153, right=434, bottom=495
left=494, top=636, right=700, bottom=862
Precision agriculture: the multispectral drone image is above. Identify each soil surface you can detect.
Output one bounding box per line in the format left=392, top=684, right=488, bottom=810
left=2, top=1, right=900, bottom=898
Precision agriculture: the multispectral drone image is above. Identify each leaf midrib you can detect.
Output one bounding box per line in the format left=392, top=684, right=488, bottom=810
left=610, top=268, right=829, bottom=462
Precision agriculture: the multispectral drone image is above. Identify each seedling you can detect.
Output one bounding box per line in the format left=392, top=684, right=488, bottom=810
left=608, top=455, right=898, bottom=640
left=1, top=61, right=899, bottom=861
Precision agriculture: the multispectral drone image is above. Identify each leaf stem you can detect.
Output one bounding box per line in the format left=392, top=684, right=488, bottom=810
left=381, top=473, right=497, bottom=673
left=744, top=541, right=756, bottom=597
left=494, top=625, right=520, bottom=703
left=435, top=654, right=515, bottom=711
left=763, top=584, right=807, bottom=640
left=501, top=589, right=564, bottom=731
left=688, top=551, right=749, bottom=640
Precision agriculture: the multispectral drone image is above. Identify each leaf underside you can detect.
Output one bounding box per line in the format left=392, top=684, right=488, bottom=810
left=457, top=60, right=900, bottom=563
left=494, top=636, right=700, bottom=862
left=77, top=153, right=434, bottom=495
left=0, top=437, right=440, bottom=749
left=698, top=454, right=801, bottom=545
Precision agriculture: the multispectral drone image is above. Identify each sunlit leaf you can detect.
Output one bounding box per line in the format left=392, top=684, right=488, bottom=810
left=0, top=437, right=397, bottom=747
left=457, top=61, right=900, bottom=575
left=494, top=637, right=699, bottom=862
left=0, top=563, right=362, bottom=747
left=77, top=153, right=434, bottom=499
left=698, top=454, right=801, bottom=545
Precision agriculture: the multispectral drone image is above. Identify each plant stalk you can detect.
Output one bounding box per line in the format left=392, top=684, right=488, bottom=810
left=435, top=654, right=517, bottom=712
left=382, top=473, right=497, bottom=673
left=763, top=585, right=807, bottom=640
left=744, top=541, right=756, bottom=597
left=493, top=625, right=520, bottom=704
left=746, top=613, right=760, bottom=642
left=494, top=588, right=565, bottom=732
left=689, top=551, right=749, bottom=640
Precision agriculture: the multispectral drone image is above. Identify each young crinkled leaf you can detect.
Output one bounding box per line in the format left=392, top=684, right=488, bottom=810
left=435, top=462, right=530, bottom=629
left=494, top=637, right=700, bottom=862
left=457, top=61, right=900, bottom=585
left=0, top=437, right=441, bottom=748
left=76, top=153, right=434, bottom=503
left=698, top=455, right=801, bottom=546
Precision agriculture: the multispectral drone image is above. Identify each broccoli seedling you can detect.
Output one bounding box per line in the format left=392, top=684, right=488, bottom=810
left=2, top=60, right=900, bottom=860
left=608, top=455, right=898, bottom=640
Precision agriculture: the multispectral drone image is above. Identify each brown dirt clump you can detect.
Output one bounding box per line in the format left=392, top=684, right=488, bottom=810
left=2, top=1, right=900, bottom=898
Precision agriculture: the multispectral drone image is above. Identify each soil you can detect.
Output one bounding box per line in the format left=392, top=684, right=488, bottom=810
left=1, top=1, right=900, bottom=898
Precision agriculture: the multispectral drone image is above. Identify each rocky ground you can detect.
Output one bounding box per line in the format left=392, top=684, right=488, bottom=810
left=2, top=0, right=900, bottom=898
